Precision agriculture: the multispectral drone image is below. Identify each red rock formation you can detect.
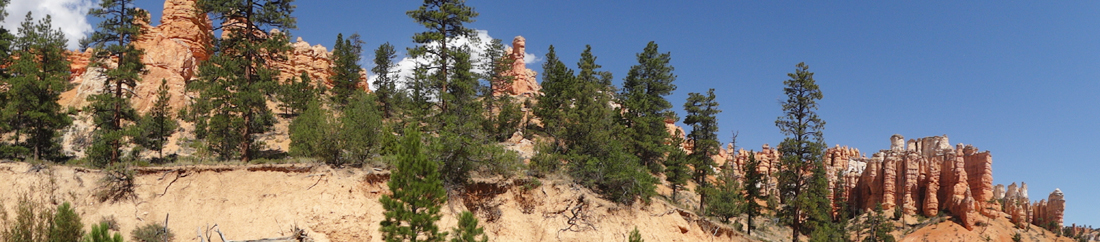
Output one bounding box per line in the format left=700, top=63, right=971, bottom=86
left=60, top=0, right=366, bottom=113
left=492, top=36, right=540, bottom=96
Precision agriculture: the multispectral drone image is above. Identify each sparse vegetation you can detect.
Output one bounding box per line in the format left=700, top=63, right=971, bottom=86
left=130, top=222, right=174, bottom=242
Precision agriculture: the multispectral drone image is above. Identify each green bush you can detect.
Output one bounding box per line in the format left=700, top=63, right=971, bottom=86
left=50, top=202, right=84, bottom=242
left=2, top=195, right=52, bottom=242
left=83, top=222, right=123, bottom=242
left=131, top=222, right=174, bottom=242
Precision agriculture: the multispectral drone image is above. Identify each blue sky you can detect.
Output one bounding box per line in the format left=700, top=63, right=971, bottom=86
left=26, top=0, right=1100, bottom=226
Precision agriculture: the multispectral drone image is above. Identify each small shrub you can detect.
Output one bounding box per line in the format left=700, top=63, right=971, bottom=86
left=84, top=222, right=123, bottom=242
left=51, top=202, right=85, bottom=242
left=628, top=227, right=644, bottom=242
left=1012, top=232, right=1022, bottom=242
left=131, top=222, right=175, bottom=242
left=96, top=166, right=136, bottom=202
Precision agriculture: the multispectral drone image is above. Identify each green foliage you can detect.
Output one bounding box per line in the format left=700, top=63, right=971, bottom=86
left=619, top=41, right=677, bottom=174
left=407, top=0, right=478, bottom=114
left=341, top=91, right=384, bottom=163
left=742, top=152, right=764, bottom=236
left=82, top=0, right=148, bottom=166
left=862, top=203, right=896, bottom=242
left=380, top=127, right=447, bottom=242
left=50, top=202, right=84, bottom=242
left=190, top=0, right=295, bottom=162
left=628, top=227, right=644, bottom=242
left=275, top=73, right=317, bottom=117
left=330, top=33, right=364, bottom=107
left=684, top=89, right=720, bottom=211
left=775, top=62, right=827, bottom=241
left=0, top=13, right=72, bottom=161
left=133, top=79, right=178, bottom=162
left=288, top=99, right=339, bottom=164
left=82, top=222, right=123, bottom=242
left=450, top=211, right=487, bottom=242
left=481, top=95, right=522, bottom=142
left=706, top=170, right=743, bottom=223
left=1011, top=232, right=1022, bottom=242
left=664, top=133, right=690, bottom=204
left=2, top=195, right=52, bottom=242
left=130, top=222, right=174, bottom=242
left=802, top=163, right=839, bottom=238
left=372, top=42, right=400, bottom=119
left=533, top=45, right=656, bottom=205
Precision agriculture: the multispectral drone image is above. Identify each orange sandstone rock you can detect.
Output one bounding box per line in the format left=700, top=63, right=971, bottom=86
left=493, top=36, right=540, bottom=96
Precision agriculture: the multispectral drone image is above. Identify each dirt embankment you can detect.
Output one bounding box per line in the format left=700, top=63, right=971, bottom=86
left=0, top=162, right=757, bottom=242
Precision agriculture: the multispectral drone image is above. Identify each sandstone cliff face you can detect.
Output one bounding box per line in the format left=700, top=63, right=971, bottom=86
left=492, top=36, right=541, bottom=96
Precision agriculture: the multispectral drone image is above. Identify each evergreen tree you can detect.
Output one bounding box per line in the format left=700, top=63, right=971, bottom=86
left=533, top=45, right=575, bottom=143
left=0, top=13, right=72, bottom=161
left=190, top=0, right=295, bottom=162
left=629, top=227, right=644, bottom=242
left=83, top=0, right=147, bottom=166
left=0, top=0, right=13, bottom=144
left=862, top=203, right=896, bottom=242
left=706, top=167, right=743, bottom=223
left=50, top=202, right=84, bottom=242
left=619, top=41, right=677, bottom=174
left=742, top=152, right=764, bottom=236
left=82, top=222, right=123, bottom=242
left=684, top=89, right=720, bottom=211
left=330, top=33, right=364, bottom=107
left=804, top=163, right=843, bottom=241
left=406, top=0, right=478, bottom=113
left=341, top=91, right=383, bottom=164
left=664, top=131, right=690, bottom=204
left=288, top=99, right=337, bottom=162
left=275, top=73, right=317, bottom=117
left=479, top=38, right=520, bottom=142
left=380, top=127, right=447, bottom=242
left=133, top=79, right=178, bottom=161
left=775, top=62, right=827, bottom=242
left=372, top=42, right=399, bottom=119
left=450, top=211, right=488, bottom=242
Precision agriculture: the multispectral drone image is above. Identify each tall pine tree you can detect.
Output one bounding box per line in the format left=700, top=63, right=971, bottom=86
left=190, top=0, right=295, bottom=162
left=380, top=126, right=447, bottom=242
left=775, top=62, right=827, bottom=242
left=0, top=1, right=19, bottom=156
left=684, top=89, right=721, bottom=212
left=620, top=41, right=677, bottom=174
left=83, top=0, right=147, bottom=166
left=743, top=152, right=764, bottom=236
left=330, top=33, right=363, bottom=107
left=371, top=42, right=399, bottom=119
left=1, top=13, right=71, bottom=161
left=134, top=79, right=178, bottom=161
left=406, top=0, right=478, bottom=113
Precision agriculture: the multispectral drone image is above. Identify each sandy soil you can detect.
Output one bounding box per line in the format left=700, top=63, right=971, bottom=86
left=0, top=162, right=758, bottom=242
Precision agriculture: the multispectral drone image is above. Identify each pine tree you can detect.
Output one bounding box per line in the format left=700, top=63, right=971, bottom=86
left=743, top=152, right=764, bottom=236
left=450, top=211, right=488, bottom=242
left=83, top=0, right=147, bottom=166
left=0, top=13, right=72, bottom=161
left=380, top=126, right=447, bottom=242
left=664, top=132, right=691, bottom=204
left=479, top=38, right=520, bottom=142
left=330, top=33, right=364, bottom=107
left=863, top=203, right=896, bottom=242
left=706, top=167, right=744, bottom=223
left=0, top=1, right=13, bottom=144
left=533, top=45, right=575, bottom=143
left=804, top=163, right=843, bottom=241
left=83, top=222, right=123, bottom=242
left=775, top=62, right=827, bottom=242
left=620, top=41, right=677, bottom=174
left=407, top=0, right=478, bottom=113
left=275, top=73, right=317, bottom=117
left=133, top=79, right=178, bottom=161
left=190, top=0, right=295, bottom=162
left=684, top=89, right=720, bottom=212
left=372, top=42, right=399, bottom=119
left=629, top=227, right=644, bottom=242
left=50, top=202, right=84, bottom=242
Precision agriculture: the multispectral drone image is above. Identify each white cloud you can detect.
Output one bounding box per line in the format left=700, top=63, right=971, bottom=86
left=3, top=0, right=97, bottom=50
left=367, top=29, right=539, bottom=92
